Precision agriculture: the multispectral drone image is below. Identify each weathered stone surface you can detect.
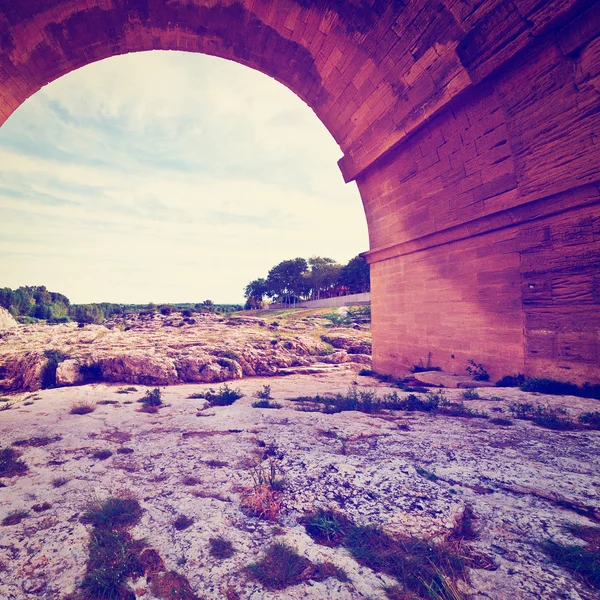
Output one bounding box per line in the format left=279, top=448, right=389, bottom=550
left=0, top=312, right=371, bottom=392
left=55, top=359, right=84, bottom=386
left=0, top=307, right=17, bottom=331
left=1, top=373, right=600, bottom=599
left=0, top=1, right=598, bottom=382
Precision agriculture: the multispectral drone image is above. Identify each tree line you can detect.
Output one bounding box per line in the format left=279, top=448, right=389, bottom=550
left=0, top=286, right=241, bottom=325
left=244, top=254, right=370, bottom=309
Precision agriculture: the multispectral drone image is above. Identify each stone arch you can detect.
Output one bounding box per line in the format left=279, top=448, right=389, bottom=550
left=1, top=0, right=599, bottom=383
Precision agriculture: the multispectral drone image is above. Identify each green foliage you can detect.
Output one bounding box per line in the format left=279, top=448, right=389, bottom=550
left=462, top=388, right=480, bottom=400
left=465, top=360, right=490, bottom=381
left=80, top=496, right=145, bottom=600
left=542, top=537, right=600, bottom=591
left=195, top=384, right=244, bottom=406
left=0, top=447, right=28, bottom=477
left=244, top=254, right=370, bottom=306
left=508, top=402, right=575, bottom=430
left=578, top=412, right=600, bottom=429
left=338, top=255, right=370, bottom=294
left=139, top=388, right=162, bottom=407
left=519, top=378, right=600, bottom=400
left=247, top=542, right=344, bottom=590
left=209, top=537, right=235, bottom=559
left=81, top=497, right=143, bottom=530
left=495, top=374, right=526, bottom=387
left=416, top=467, right=439, bottom=482
left=302, top=510, right=474, bottom=600
left=255, top=385, right=272, bottom=400
left=42, top=350, right=68, bottom=389
left=2, top=510, right=29, bottom=526
left=251, top=399, right=282, bottom=409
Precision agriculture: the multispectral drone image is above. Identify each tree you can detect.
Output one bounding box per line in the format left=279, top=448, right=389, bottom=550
left=244, top=278, right=269, bottom=309
left=307, top=256, right=341, bottom=299
left=338, top=255, right=370, bottom=294
left=266, top=258, right=308, bottom=306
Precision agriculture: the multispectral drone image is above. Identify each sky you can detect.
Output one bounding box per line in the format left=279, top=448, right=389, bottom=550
left=0, top=51, right=368, bottom=305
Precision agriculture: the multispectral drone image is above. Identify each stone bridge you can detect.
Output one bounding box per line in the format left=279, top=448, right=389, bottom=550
left=1, top=0, right=599, bottom=383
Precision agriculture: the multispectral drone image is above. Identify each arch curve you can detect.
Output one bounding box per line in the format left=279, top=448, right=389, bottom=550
left=2, top=0, right=599, bottom=383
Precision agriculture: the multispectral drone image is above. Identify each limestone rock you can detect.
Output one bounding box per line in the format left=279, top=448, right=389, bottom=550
left=99, top=354, right=178, bottom=386
left=0, top=352, right=47, bottom=392
left=55, top=359, right=84, bottom=386
left=0, top=307, right=17, bottom=330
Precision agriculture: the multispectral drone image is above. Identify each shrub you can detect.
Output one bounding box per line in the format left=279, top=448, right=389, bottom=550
left=495, top=374, right=526, bottom=387
left=358, top=368, right=374, bottom=376
left=466, top=360, right=490, bottom=381
left=52, top=476, right=69, bottom=488
left=254, top=385, right=272, bottom=400
left=196, top=384, right=244, bottom=407
left=42, top=349, right=68, bottom=388
left=0, top=447, right=28, bottom=477
left=490, top=417, right=513, bottom=426
left=462, top=388, right=480, bottom=400
left=579, top=412, right=600, bottom=429
left=139, top=388, right=162, bottom=407
left=252, top=399, right=282, bottom=409
left=508, top=402, right=575, bottom=430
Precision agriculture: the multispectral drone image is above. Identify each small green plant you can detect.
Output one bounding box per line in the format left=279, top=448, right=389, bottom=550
left=81, top=496, right=143, bottom=530
left=196, top=384, right=244, bottom=406
left=411, top=352, right=441, bottom=373
left=579, top=412, right=600, bottom=429
left=91, top=449, right=113, bottom=460
left=32, top=502, right=52, bottom=512
left=209, top=536, right=235, bottom=559
left=139, top=388, right=162, bottom=407
left=2, top=510, right=29, bottom=526
left=173, top=515, right=194, bottom=531
left=13, top=435, right=61, bottom=448
left=116, top=387, right=137, bottom=394
left=247, top=542, right=345, bottom=590
left=0, top=447, right=28, bottom=477
left=52, top=476, right=69, bottom=488
left=462, top=388, right=480, bottom=400
left=304, top=509, right=351, bottom=546
left=416, top=467, right=439, bottom=482
left=255, top=385, right=273, bottom=400
left=542, top=526, right=600, bottom=591
left=490, top=417, right=513, bottom=426
left=42, top=349, right=68, bottom=389
left=495, top=374, right=525, bottom=387
left=70, top=400, right=96, bottom=415
left=508, top=402, right=575, bottom=430
left=466, top=360, right=490, bottom=381
left=358, top=368, right=374, bottom=376
left=252, top=399, right=282, bottom=409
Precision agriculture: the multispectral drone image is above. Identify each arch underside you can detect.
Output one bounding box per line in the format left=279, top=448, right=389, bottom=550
left=1, top=0, right=599, bottom=383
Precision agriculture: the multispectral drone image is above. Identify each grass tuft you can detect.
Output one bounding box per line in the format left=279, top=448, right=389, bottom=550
left=173, top=515, right=194, bottom=531
left=209, top=536, right=235, bottom=559
left=2, top=510, right=29, bottom=526
left=70, top=400, right=96, bottom=415
left=81, top=496, right=142, bottom=530
left=0, top=447, right=28, bottom=477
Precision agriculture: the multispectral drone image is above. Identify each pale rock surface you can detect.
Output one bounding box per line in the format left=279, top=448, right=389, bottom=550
left=0, top=311, right=372, bottom=392
left=0, top=307, right=17, bottom=330
left=1, top=372, right=599, bottom=599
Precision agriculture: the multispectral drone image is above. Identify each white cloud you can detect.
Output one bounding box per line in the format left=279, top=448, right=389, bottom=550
left=0, top=51, right=367, bottom=304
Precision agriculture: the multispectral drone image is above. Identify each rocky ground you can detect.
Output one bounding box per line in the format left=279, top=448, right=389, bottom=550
left=0, top=370, right=599, bottom=599
left=1, top=309, right=600, bottom=599
left=0, top=308, right=371, bottom=393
